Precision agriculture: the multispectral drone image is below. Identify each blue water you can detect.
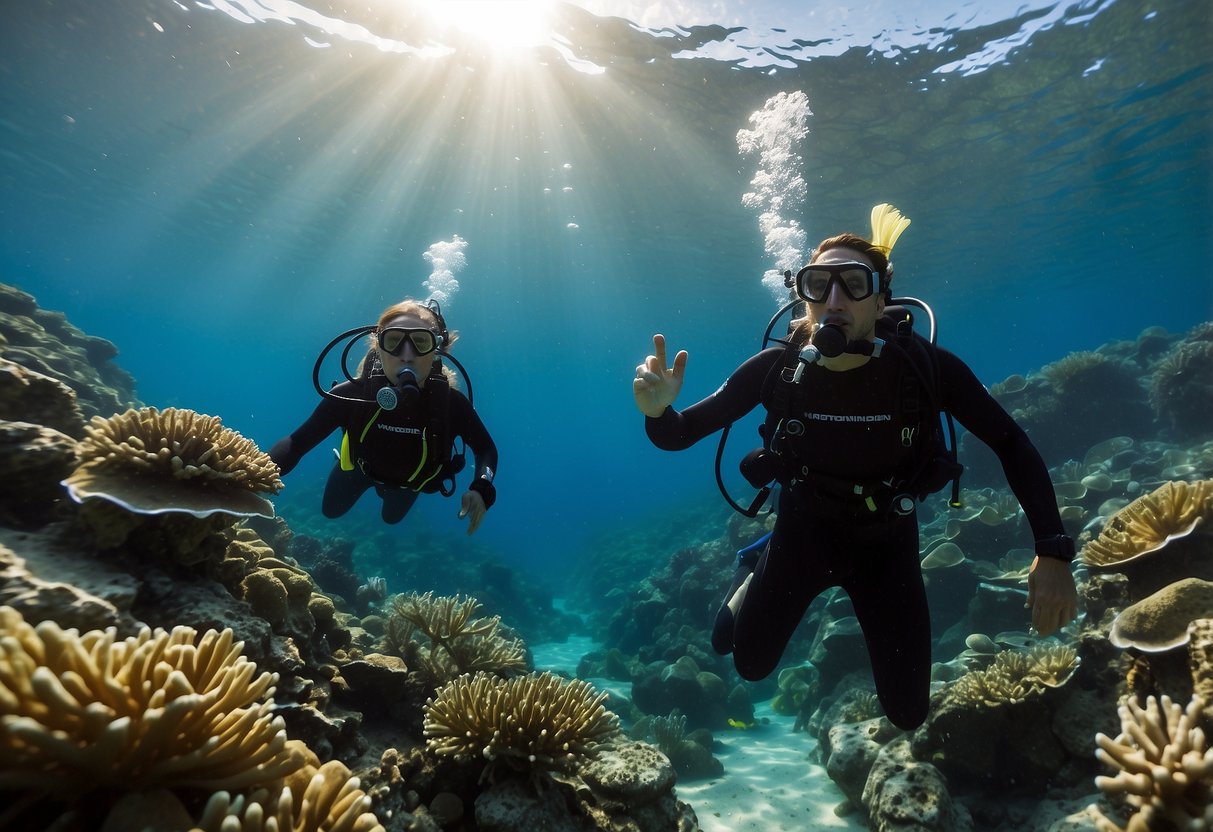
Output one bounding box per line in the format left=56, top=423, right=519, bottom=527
left=2, top=0, right=1210, bottom=580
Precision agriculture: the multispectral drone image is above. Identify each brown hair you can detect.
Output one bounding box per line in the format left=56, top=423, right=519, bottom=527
left=788, top=233, right=895, bottom=344
left=811, top=233, right=894, bottom=289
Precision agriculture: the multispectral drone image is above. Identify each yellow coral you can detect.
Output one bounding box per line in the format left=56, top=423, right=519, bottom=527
left=62, top=406, right=282, bottom=519
left=1092, top=694, right=1213, bottom=831
left=383, top=592, right=526, bottom=684
left=1082, top=480, right=1213, bottom=568
left=0, top=606, right=305, bottom=793
left=424, top=671, right=621, bottom=776
left=190, top=760, right=384, bottom=832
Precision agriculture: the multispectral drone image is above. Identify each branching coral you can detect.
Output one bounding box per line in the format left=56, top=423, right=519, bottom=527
left=62, top=406, right=282, bottom=519
left=0, top=606, right=305, bottom=795
left=382, top=592, right=527, bottom=684
left=1092, top=694, right=1213, bottom=831
left=190, top=760, right=384, bottom=832
left=946, top=645, right=1079, bottom=707
left=649, top=711, right=688, bottom=757
left=1082, top=480, right=1213, bottom=568
left=423, top=671, right=621, bottom=778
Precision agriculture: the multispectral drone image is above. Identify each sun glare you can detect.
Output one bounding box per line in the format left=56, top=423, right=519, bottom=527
left=420, top=0, right=555, bottom=50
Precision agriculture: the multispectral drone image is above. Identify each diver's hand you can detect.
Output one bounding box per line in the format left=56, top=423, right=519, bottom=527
left=633, top=334, right=687, bottom=418
left=1026, top=555, right=1078, bottom=637
left=458, top=489, right=486, bottom=535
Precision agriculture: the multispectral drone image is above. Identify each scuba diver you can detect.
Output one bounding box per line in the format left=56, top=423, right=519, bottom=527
left=631, top=204, right=1077, bottom=730
left=269, top=298, right=497, bottom=534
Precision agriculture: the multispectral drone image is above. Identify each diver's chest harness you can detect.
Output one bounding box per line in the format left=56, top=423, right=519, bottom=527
left=727, top=301, right=963, bottom=520
left=340, top=369, right=465, bottom=496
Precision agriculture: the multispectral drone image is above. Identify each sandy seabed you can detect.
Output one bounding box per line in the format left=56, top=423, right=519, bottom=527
left=531, top=636, right=865, bottom=832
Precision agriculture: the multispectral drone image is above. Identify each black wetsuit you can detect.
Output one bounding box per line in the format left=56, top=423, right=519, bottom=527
left=645, top=343, right=1065, bottom=730
left=270, top=372, right=497, bottom=524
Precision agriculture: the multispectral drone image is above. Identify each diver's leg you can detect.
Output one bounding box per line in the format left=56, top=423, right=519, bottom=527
left=711, top=543, right=764, bottom=654
left=730, top=505, right=836, bottom=680
left=321, top=464, right=373, bottom=518
left=378, top=486, right=420, bottom=524
left=845, top=515, right=931, bottom=730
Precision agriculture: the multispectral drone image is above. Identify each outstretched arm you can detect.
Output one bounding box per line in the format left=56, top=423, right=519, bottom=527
left=940, top=349, right=1078, bottom=636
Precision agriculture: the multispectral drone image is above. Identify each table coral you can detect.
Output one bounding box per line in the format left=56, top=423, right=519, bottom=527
left=1092, top=694, right=1213, bottom=831
left=62, top=406, right=282, bottom=519
left=1082, top=479, right=1213, bottom=568
left=0, top=606, right=305, bottom=796
left=423, top=671, right=621, bottom=779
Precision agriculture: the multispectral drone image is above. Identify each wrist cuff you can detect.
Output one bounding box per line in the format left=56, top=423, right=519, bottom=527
left=1036, top=534, right=1076, bottom=562
left=469, top=477, right=496, bottom=510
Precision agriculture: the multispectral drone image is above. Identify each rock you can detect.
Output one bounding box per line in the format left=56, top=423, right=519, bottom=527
left=0, top=524, right=140, bottom=633
left=0, top=420, right=79, bottom=528
left=862, top=738, right=972, bottom=832
left=825, top=717, right=900, bottom=809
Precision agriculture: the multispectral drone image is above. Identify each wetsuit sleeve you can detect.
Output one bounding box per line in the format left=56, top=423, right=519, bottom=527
left=645, top=348, right=782, bottom=451
left=937, top=348, right=1066, bottom=541
left=451, top=391, right=498, bottom=504
left=267, top=389, right=351, bottom=476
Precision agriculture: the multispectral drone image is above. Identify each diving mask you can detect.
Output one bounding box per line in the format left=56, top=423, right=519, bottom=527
left=795, top=262, right=882, bottom=303
left=378, top=327, right=438, bottom=356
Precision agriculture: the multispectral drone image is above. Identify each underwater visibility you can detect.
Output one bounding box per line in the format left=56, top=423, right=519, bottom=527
left=1, top=1, right=1212, bottom=830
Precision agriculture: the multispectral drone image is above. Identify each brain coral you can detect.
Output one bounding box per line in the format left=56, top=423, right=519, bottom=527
left=1082, top=480, right=1213, bottom=568
left=424, top=671, right=621, bottom=777
left=0, top=606, right=305, bottom=795
left=1109, top=578, right=1213, bottom=653
left=62, top=406, right=282, bottom=519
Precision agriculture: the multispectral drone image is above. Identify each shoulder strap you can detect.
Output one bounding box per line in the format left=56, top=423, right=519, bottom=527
left=424, top=364, right=464, bottom=496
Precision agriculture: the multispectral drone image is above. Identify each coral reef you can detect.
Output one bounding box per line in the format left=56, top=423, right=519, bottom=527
left=382, top=592, right=527, bottom=685
left=423, top=671, right=621, bottom=778
left=0, top=283, right=138, bottom=420
left=1150, top=328, right=1213, bottom=442
left=1092, top=694, right=1213, bottom=831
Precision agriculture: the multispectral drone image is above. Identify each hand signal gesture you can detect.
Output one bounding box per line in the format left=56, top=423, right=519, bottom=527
left=633, top=334, right=687, bottom=418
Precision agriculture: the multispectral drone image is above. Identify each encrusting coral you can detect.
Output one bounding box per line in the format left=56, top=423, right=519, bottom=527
left=382, top=592, right=527, bottom=684
left=0, top=606, right=306, bottom=798
left=62, top=406, right=282, bottom=519
left=945, top=645, right=1079, bottom=707
left=1092, top=694, right=1213, bottom=831
left=1082, top=480, right=1213, bottom=568
left=190, top=759, right=384, bottom=832
left=423, top=671, right=621, bottom=779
